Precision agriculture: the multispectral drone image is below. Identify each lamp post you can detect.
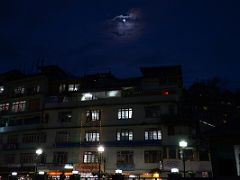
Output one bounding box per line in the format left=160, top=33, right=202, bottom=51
left=179, top=140, right=187, bottom=178
left=35, top=148, right=43, bottom=174
left=97, top=145, right=104, bottom=179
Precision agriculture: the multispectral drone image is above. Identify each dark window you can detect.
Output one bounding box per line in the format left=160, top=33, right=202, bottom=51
left=169, top=148, right=176, bottom=159
left=28, top=99, right=40, bottom=111
left=8, top=135, right=18, bottom=143
left=167, top=126, right=175, bottom=136
left=169, top=104, right=175, bottom=114
left=20, top=153, right=35, bottom=164
left=55, top=131, right=70, bottom=143
left=117, top=151, right=134, bottom=164
left=145, top=106, right=161, bottom=118
left=4, top=154, right=16, bottom=164
left=22, top=133, right=46, bottom=143
left=53, top=152, right=67, bottom=164
left=199, top=151, right=209, bottom=161
left=184, top=149, right=194, bottom=161
left=58, top=112, right=72, bottom=123
left=144, top=150, right=162, bottom=163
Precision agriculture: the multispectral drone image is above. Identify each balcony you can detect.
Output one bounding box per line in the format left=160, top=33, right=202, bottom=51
left=116, top=163, right=135, bottom=171
left=162, top=159, right=212, bottom=172
left=2, top=143, right=19, bottom=150
left=54, top=142, right=81, bottom=148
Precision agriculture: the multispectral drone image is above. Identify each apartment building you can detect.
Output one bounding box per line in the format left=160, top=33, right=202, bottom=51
left=0, top=65, right=212, bottom=179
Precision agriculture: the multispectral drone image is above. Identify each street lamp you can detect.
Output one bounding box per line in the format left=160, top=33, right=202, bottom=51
left=179, top=140, right=187, bottom=178
left=97, top=145, right=105, bottom=178
left=35, top=148, right=43, bottom=174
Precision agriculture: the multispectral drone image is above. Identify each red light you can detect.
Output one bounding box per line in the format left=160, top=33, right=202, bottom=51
left=162, top=90, right=169, bottom=96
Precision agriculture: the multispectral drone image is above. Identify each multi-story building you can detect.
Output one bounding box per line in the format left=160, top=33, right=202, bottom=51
left=0, top=65, right=212, bottom=179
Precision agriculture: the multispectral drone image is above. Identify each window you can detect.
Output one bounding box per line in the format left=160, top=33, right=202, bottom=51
left=14, top=86, right=25, bottom=94
left=169, top=148, right=176, bottom=159
left=85, top=131, right=99, bottom=142
left=0, top=86, right=4, bottom=93
left=28, top=99, right=40, bottom=111
left=167, top=126, right=175, bottom=136
left=169, top=104, right=176, bottom=114
left=118, top=108, right=133, bottom=119
left=59, top=84, right=66, bottom=93
left=8, top=135, right=18, bottom=143
left=199, top=150, right=209, bottom=161
left=184, top=149, right=194, bottom=161
left=68, top=84, right=80, bottom=91
left=145, top=129, right=162, bottom=140
left=55, top=131, right=70, bottom=143
left=81, top=93, right=94, bottom=101
left=86, top=110, right=101, bottom=121
left=20, top=153, right=35, bottom=164
left=83, top=151, right=98, bottom=163
left=22, top=133, right=46, bottom=143
left=58, top=111, right=72, bottom=123
left=107, top=90, right=121, bottom=97
left=145, top=106, right=161, bottom=118
left=144, top=150, right=162, bottom=163
left=117, top=129, right=133, bottom=141
left=4, top=154, right=16, bottom=164
left=34, top=85, right=40, bottom=93
left=12, top=101, right=26, bottom=112
left=0, top=103, right=9, bottom=111
left=117, top=151, right=134, bottom=164
left=53, top=152, right=68, bottom=164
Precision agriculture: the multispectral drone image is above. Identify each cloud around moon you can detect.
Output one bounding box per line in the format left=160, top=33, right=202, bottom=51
left=105, top=8, right=144, bottom=43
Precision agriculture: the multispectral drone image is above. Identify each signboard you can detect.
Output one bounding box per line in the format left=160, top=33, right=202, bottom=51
left=74, top=163, right=99, bottom=173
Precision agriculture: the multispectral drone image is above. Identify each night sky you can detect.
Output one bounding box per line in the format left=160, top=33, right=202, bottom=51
left=0, top=0, right=240, bottom=88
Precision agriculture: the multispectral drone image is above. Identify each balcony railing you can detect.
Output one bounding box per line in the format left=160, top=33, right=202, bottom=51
left=162, top=159, right=212, bottom=172
left=2, top=143, right=19, bottom=150
left=116, top=163, right=135, bottom=171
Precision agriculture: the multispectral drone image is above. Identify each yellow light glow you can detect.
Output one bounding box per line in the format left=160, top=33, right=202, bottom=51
left=153, top=172, right=159, bottom=178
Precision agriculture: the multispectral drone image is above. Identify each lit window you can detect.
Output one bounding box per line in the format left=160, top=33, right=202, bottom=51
left=83, top=151, right=98, bottom=163
left=85, top=131, right=99, bottom=142
left=116, top=129, right=133, bottom=141
left=68, top=84, right=80, bottom=91
left=0, top=86, right=4, bottom=93
left=145, top=129, right=162, bottom=140
left=118, top=108, right=133, bottom=119
left=12, top=101, right=26, bottom=112
left=59, top=84, right=66, bottom=93
left=34, top=85, right=40, bottom=93
left=14, top=86, right=25, bottom=94
left=86, top=110, right=101, bottom=121
left=0, top=103, right=9, bottom=111
left=107, top=90, right=121, bottom=97
left=81, top=93, right=94, bottom=101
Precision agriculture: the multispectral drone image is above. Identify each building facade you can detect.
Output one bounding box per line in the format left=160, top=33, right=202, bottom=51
left=0, top=65, right=212, bottom=179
